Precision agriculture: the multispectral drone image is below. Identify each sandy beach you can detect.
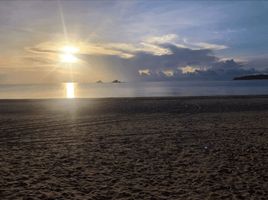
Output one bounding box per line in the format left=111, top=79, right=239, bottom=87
left=0, top=96, right=267, bottom=200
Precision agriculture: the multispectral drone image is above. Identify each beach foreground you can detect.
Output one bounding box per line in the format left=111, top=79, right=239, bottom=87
left=0, top=96, right=267, bottom=200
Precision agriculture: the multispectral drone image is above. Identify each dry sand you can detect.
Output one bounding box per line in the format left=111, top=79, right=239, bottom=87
left=0, top=96, right=267, bottom=200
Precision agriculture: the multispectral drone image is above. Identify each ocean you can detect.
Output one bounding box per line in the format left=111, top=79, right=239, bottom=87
left=0, top=80, right=267, bottom=99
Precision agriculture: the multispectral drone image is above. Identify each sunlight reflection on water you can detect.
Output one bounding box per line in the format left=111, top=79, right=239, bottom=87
left=65, top=82, right=75, bottom=99
left=0, top=80, right=267, bottom=99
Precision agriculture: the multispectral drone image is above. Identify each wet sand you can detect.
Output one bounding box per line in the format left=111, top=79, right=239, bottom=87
left=0, top=96, right=267, bottom=199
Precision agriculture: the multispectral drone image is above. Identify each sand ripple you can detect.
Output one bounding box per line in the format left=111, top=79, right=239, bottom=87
left=0, top=96, right=267, bottom=199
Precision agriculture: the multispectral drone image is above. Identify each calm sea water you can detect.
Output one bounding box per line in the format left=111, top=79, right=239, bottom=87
left=0, top=80, right=267, bottom=99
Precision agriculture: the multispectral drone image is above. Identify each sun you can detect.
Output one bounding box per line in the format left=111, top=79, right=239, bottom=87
left=60, top=53, right=78, bottom=63
left=62, top=45, right=79, bottom=54
left=60, top=45, right=79, bottom=63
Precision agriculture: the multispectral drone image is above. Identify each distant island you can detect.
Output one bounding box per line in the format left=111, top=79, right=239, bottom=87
left=233, top=74, right=268, bottom=80
left=112, top=80, right=121, bottom=83
left=95, top=80, right=123, bottom=83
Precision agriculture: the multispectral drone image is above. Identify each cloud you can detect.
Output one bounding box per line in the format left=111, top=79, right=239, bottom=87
left=145, top=34, right=178, bottom=44
left=162, top=69, right=174, bottom=77
left=76, top=43, right=260, bottom=81
left=138, top=69, right=151, bottom=76
left=27, top=41, right=135, bottom=59
left=244, top=57, right=268, bottom=71
left=181, top=66, right=202, bottom=74
left=191, top=59, right=257, bottom=80
left=143, top=34, right=228, bottom=51
left=193, top=42, right=228, bottom=50
left=179, top=38, right=228, bottom=50
left=26, top=34, right=227, bottom=61
left=23, top=34, right=261, bottom=82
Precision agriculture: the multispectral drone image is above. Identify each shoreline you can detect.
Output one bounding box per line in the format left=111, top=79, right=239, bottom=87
left=0, top=94, right=267, bottom=101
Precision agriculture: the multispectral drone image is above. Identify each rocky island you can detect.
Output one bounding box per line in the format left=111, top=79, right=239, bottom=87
left=234, top=74, right=268, bottom=80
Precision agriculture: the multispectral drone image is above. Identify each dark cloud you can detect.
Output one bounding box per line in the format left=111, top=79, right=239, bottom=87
left=193, top=59, right=257, bottom=80
left=78, top=44, right=262, bottom=81
left=245, top=57, right=268, bottom=71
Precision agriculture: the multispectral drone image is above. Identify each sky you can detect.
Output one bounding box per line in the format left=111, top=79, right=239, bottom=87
left=0, top=0, right=268, bottom=84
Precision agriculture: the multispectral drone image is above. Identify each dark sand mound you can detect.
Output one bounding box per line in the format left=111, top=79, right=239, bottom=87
left=0, top=96, right=267, bottom=199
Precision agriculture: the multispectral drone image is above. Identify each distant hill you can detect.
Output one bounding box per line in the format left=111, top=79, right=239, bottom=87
left=234, top=74, right=268, bottom=80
